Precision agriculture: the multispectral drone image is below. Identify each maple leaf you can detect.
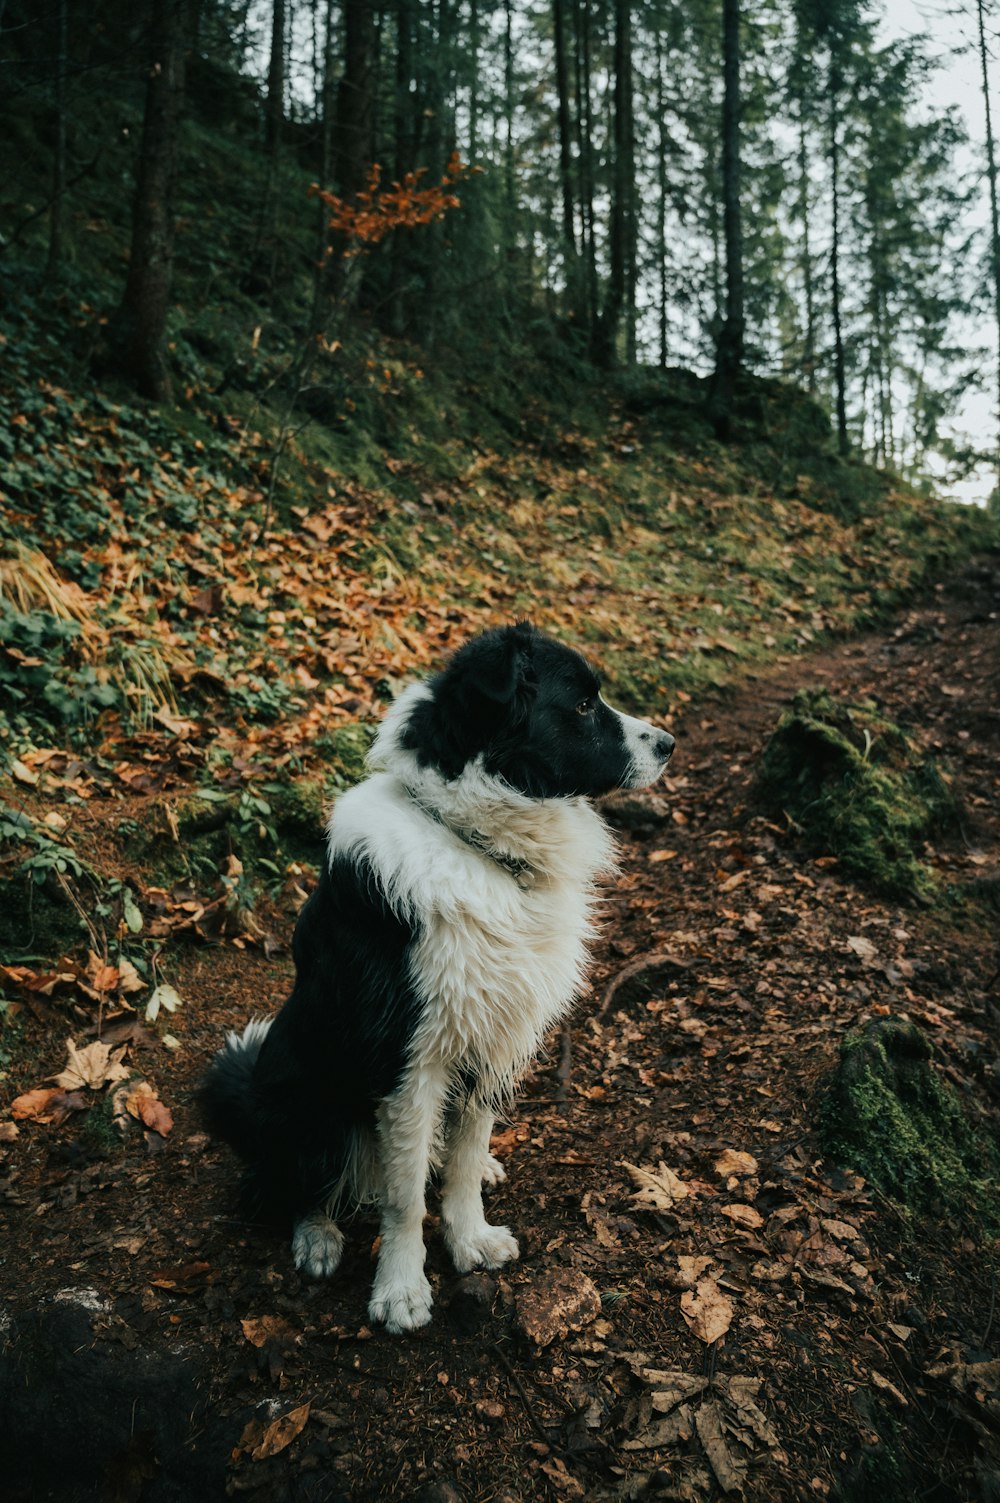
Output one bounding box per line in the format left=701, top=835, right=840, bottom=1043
left=621, top=1160, right=689, bottom=1211
left=53, top=1038, right=130, bottom=1091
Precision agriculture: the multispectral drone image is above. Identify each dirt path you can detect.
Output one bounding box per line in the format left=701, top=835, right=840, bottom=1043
left=2, top=561, right=999, bottom=1503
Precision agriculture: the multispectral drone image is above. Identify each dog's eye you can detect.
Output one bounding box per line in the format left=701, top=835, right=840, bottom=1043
left=576, top=697, right=596, bottom=715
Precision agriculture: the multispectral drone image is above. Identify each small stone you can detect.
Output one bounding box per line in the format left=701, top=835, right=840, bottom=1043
left=447, top=1273, right=497, bottom=1334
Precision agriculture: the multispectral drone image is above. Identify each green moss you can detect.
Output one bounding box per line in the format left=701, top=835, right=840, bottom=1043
left=821, top=1016, right=999, bottom=1223
left=756, top=689, right=958, bottom=901
left=78, top=1089, right=123, bottom=1157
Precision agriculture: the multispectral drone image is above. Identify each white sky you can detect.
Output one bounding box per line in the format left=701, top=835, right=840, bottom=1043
left=881, top=0, right=998, bottom=503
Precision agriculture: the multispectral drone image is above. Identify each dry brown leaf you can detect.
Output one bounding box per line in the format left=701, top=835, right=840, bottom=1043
left=720, top=1203, right=764, bottom=1230
left=695, top=1399, right=745, bottom=1493
left=0, top=1120, right=19, bottom=1142
left=245, top=1403, right=311, bottom=1461
left=11, top=1087, right=62, bottom=1122
left=53, top=1038, right=130, bottom=1091
left=714, top=1148, right=758, bottom=1178
left=680, top=1277, right=734, bottom=1345
left=676, top=1254, right=714, bottom=1288
left=622, top=1160, right=689, bottom=1211
left=124, top=1081, right=173, bottom=1136
left=241, top=1315, right=300, bottom=1348
left=10, top=1087, right=86, bottom=1125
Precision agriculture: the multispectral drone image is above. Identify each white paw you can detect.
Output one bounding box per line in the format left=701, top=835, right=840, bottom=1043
left=292, top=1213, right=344, bottom=1279
left=481, top=1153, right=507, bottom=1188
left=368, top=1275, right=434, bottom=1334
left=446, top=1223, right=520, bottom=1274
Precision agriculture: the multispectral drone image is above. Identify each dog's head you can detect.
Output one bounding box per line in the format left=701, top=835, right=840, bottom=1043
left=395, top=623, right=674, bottom=798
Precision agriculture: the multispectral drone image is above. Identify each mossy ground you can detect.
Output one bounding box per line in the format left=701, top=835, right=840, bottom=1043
left=756, top=689, right=959, bottom=902
left=821, top=1016, right=1000, bottom=1226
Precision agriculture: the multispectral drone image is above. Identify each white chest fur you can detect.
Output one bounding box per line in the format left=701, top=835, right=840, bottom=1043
left=328, top=770, right=615, bottom=1098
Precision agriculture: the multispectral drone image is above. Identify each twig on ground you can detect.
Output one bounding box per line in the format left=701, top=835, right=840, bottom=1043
left=597, top=948, right=691, bottom=1020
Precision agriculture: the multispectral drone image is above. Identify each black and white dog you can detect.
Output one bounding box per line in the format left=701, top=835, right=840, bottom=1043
left=201, top=623, right=673, bottom=1333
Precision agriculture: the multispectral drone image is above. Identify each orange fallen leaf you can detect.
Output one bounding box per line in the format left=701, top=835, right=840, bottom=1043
left=125, top=1081, right=174, bottom=1136
left=239, top=1402, right=311, bottom=1461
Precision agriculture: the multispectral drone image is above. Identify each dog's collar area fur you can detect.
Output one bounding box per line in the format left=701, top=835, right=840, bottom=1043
left=403, top=783, right=538, bottom=890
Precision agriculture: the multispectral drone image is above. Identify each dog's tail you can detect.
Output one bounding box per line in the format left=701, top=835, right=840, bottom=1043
left=198, top=1018, right=272, bottom=1162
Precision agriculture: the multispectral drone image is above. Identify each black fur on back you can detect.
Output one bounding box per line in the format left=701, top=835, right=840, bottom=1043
left=200, top=853, right=424, bottom=1225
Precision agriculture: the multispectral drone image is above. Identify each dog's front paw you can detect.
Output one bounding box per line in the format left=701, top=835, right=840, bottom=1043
left=447, top=1223, right=520, bottom=1274
left=368, top=1275, right=434, bottom=1334
left=481, top=1152, right=507, bottom=1188
left=292, top=1213, right=344, bottom=1279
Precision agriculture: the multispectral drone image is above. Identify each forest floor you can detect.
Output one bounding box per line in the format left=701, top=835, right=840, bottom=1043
left=1, top=559, right=999, bottom=1503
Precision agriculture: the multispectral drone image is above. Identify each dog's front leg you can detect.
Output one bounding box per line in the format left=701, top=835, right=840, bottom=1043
left=369, top=1063, right=446, bottom=1334
left=441, top=1101, right=520, bottom=1274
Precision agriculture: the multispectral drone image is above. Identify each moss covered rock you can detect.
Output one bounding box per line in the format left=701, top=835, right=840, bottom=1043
left=821, top=1015, right=997, bottom=1221
left=756, top=689, right=957, bottom=901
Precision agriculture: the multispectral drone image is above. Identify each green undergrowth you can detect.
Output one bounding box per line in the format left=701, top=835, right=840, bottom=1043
left=756, top=689, right=959, bottom=901
left=821, top=1016, right=1000, bottom=1227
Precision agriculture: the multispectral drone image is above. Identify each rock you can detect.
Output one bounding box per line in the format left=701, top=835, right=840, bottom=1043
left=447, top=1273, right=497, bottom=1334
left=514, top=1270, right=602, bottom=1348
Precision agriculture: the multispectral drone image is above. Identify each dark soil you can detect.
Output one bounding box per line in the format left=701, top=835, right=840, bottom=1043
left=2, top=562, right=999, bottom=1503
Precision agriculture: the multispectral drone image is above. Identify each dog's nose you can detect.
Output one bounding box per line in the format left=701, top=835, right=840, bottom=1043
left=657, top=732, right=675, bottom=761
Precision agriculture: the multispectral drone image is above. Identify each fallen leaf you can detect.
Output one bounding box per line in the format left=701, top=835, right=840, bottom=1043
left=0, top=1121, right=19, bottom=1142
left=53, top=1038, right=130, bottom=1091
left=10, top=1087, right=87, bottom=1125
left=676, top=1255, right=714, bottom=1288
left=680, top=1277, right=734, bottom=1345
left=145, top=983, right=182, bottom=1022
left=720, top=1203, right=764, bottom=1230
left=241, top=1402, right=311, bottom=1461
left=622, top=1160, right=689, bottom=1211
left=714, top=1149, right=758, bottom=1178
left=241, top=1316, right=301, bottom=1348
left=695, top=1399, right=745, bottom=1493
left=847, top=935, right=878, bottom=962
left=11, top=759, right=39, bottom=785
left=125, top=1081, right=174, bottom=1136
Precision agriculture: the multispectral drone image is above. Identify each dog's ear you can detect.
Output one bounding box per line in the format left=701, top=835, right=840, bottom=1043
left=461, top=622, right=535, bottom=705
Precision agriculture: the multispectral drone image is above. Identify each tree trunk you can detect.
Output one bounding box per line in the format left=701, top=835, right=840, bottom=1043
left=655, top=24, right=669, bottom=370
left=103, top=0, right=186, bottom=402
left=829, top=52, right=850, bottom=457
left=710, top=0, right=744, bottom=435
left=553, top=0, right=578, bottom=317
left=798, top=108, right=816, bottom=393
left=265, top=0, right=285, bottom=155
left=336, top=0, right=377, bottom=200
left=977, top=0, right=1000, bottom=498
left=46, top=0, right=68, bottom=277
left=594, top=0, right=632, bottom=367
left=310, top=0, right=337, bottom=332
left=576, top=0, right=598, bottom=340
